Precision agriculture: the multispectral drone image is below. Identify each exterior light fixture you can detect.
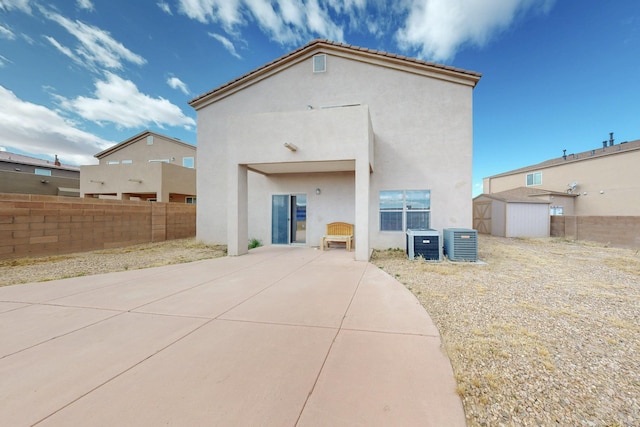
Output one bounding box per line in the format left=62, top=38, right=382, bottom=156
left=284, top=143, right=298, bottom=152
left=316, top=188, right=321, bottom=195
left=40, top=180, right=49, bottom=184
left=90, top=180, right=104, bottom=184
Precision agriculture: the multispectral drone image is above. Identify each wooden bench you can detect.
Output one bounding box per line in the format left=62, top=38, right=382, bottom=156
left=321, top=222, right=354, bottom=252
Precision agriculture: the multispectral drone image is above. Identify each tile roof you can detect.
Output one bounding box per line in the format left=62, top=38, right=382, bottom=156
left=489, top=139, right=640, bottom=178
left=0, top=150, right=80, bottom=171
left=189, top=39, right=482, bottom=108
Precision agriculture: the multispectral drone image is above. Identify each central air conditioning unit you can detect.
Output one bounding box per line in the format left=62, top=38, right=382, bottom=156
left=406, top=229, right=442, bottom=261
left=443, top=228, right=478, bottom=262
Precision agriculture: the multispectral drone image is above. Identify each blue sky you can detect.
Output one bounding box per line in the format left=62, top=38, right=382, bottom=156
left=1, top=0, right=638, bottom=196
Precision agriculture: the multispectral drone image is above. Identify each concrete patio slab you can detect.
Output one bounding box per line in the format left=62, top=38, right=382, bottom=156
left=37, top=320, right=337, bottom=426
left=297, top=329, right=465, bottom=427
left=343, top=264, right=441, bottom=336
left=0, top=304, right=117, bottom=358
left=0, top=246, right=466, bottom=426
left=0, top=301, right=27, bottom=314
left=0, top=312, right=207, bottom=426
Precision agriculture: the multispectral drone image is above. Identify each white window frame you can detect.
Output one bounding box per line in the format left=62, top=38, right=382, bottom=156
left=313, top=54, right=326, bottom=73
left=106, top=160, right=120, bottom=165
left=148, top=159, right=170, bottom=163
left=526, top=172, right=542, bottom=186
left=34, top=168, right=51, bottom=176
left=182, top=157, right=194, bottom=168
left=186, top=197, right=196, bottom=204
left=550, top=205, right=564, bottom=216
left=121, top=160, right=132, bottom=164
left=379, top=190, right=431, bottom=232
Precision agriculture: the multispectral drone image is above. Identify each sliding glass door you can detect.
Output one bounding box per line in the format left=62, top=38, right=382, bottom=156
left=272, top=194, right=306, bottom=244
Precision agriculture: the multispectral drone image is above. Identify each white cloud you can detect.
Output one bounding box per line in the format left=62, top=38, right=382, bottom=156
left=167, top=76, right=190, bottom=95
left=0, top=0, right=31, bottom=13
left=0, top=85, right=111, bottom=165
left=209, top=32, right=242, bottom=59
left=157, top=1, right=172, bottom=15
left=178, top=0, right=243, bottom=30
left=179, top=0, right=344, bottom=45
left=76, top=0, right=94, bottom=11
left=304, top=0, right=343, bottom=42
left=0, top=53, right=10, bottom=66
left=0, top=23, right=15, bottom=39
left=45, top=35, right=77, bottom=61
left=41, top=8, right=146, bottom=71
left=396, top=0, right=556, bottom=61
left=177, top=0, right=554, bottom=62
left=59, top=72, right=196, bottom=130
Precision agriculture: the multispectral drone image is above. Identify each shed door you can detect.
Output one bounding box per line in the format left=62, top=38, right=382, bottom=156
left=473, top=201, right=491, bottom=234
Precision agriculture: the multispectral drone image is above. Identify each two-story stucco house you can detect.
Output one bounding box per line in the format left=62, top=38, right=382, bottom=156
left=81, top=130, right=196, bottom=203
left=0, top=151, right=79, bottom=196
left=482, top=137, right=640, bottom=216
left=189, top=40, right=481, bottom=260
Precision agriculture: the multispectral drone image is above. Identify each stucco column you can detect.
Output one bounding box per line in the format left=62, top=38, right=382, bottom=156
left=354, top=159, right=370, bottom=261
left=227, top=164, right=249, bottom=256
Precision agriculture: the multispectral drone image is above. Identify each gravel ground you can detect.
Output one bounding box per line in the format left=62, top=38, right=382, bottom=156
left=373, top=235, right=640, bottom=427
left=2, top=235, right=639, bottom=426
left=0, top=238, right=226, bottom=287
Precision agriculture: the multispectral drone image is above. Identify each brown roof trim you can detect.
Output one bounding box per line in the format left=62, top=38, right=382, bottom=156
left=189, top=39, right=482, bottom=109
left=94, top=130, right=195, bottom=159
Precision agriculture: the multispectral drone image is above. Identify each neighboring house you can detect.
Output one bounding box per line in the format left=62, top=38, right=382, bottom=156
left=482, top=137, right=640, bottom=216
left=0, top=151, right=79, bottom=197
left=189, top=39, right=481, bottom=260
left=81, top=131, right=196, bottom=203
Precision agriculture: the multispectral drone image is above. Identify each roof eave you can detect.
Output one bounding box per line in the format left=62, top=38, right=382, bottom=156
left=189, top=39, right=482, bottom=111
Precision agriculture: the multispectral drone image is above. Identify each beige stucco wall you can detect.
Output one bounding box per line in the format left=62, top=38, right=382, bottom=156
left=81, top=162, right=195, bottom=202
left=247, top=171, right=356, bottom=248
left=484, top=147, right=640, bottom=216
left=194, top=47, right=475, bottom=257
left=99, top=134, right=196, bottom=168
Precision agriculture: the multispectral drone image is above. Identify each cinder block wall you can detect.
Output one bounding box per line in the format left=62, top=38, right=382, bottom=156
left=550, top=215, right=640, bottom=249
left=0, top=193, right=196, bottom=260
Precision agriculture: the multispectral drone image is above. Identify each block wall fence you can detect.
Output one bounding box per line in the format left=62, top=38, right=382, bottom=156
left=550, top=215, right=640, bottom=249
left=0, top=193, right=196, bottom=260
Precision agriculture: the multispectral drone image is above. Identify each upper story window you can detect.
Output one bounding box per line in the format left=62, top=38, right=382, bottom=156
left=146, top=135, right=154, bottom=145
left=34, top=168, right=51, bottom=176
left=107, top=160, right=119, bottom=165
left=380, top=190, right=431, bottom=231
left=313, top=54, right=326, bottom=73
left=526, top=172, right=542, bottom=186
left=149, top=159, right=170, bottom=163
left=121, top=160, right=132, bottom=164
left=183, top=157, right=194, bottom=168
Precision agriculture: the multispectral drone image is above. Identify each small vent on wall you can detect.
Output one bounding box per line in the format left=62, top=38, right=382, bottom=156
left=313, top=54, right=326, bottom=73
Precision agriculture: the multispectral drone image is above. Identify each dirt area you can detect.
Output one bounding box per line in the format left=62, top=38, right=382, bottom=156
left=1, top=235, right=639, bottom=426
left=0, top=239, right=226, bottom=287
left=373, top=235, right=640, bottom=426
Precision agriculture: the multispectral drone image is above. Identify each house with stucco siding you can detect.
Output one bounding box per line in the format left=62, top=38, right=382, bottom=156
left=81, top=130, right=196, bottom=203
left=482, top=137, right=640, bottom=217
left=189, top=39, right=481, bottom=261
